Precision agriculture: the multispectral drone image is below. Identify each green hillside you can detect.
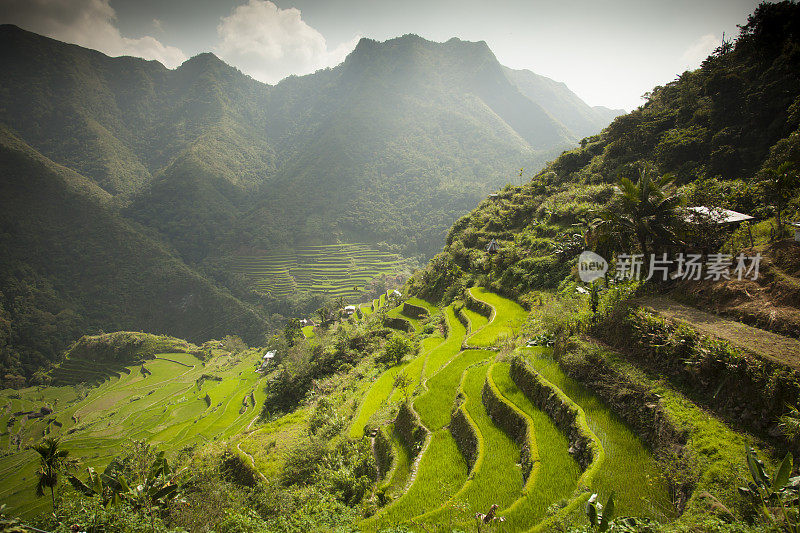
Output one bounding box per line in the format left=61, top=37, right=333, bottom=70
left=0, top=332, right=267, bottom=518
left=413, top=1, right=800, bottom=302
left=0, top=26, right=625, bottom=381
left=0, top=127, right=269, bottom=387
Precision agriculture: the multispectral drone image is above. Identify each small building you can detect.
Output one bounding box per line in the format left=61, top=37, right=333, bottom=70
left=686, top=206, right=754, bottom=225
left=486, top=239, right=501, bottom=254
left=789, top=221, right=800, bottom=242
left=257, top=350, right=277, bottom=373
left=392, top=289, right=402, bottom=298
left=343, top=305, right=357, bottom=317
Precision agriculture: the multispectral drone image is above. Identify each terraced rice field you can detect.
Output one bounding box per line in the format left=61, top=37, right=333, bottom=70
left=0, top=350, right=267, bottom=516
left=230, top=244, right=404, bottom=299
left=361, top=289, right=676, bottom=531
left=524, top=348, right=676, bottom=521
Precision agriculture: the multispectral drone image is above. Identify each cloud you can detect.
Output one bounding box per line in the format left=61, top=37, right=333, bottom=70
left=0, top=0, right=187, bottom=68
left=216, top=0, right=358, bottom=84
left=680, top=33, right=720, bottom=69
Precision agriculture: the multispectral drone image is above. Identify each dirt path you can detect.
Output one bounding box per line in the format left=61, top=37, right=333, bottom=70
left=638, top=296, right=800, bottom=370
left=236, top=439, right=267, bottom=481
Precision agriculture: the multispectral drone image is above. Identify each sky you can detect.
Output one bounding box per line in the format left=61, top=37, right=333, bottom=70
left=0, top=0, right=762, bottom=111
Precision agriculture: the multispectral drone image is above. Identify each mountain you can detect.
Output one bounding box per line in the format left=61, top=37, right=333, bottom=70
left=0, top=126, right=270, bottom=386
left=0, top=26, right=622, bottom=383
left=415, top=0, right=800, bottom=303
left=502, top=66, right=625, bottom=139
left=0, top=26, right=620, bottom=260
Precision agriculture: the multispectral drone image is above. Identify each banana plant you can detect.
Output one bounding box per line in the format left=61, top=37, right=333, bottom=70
left=738, top=445, right=800, bottom=532
left=585, top=491, right=615, bottom=531
left=69, top=451, right=182, bottom=531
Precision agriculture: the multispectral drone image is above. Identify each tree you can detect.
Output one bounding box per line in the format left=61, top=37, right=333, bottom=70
left=595, top=165, right=683, bottom=264
left=384, top=334, right=413, bottom=365
left=761, top=162, right=799, bottom=239
left=33, top=437, right=69, bottom=511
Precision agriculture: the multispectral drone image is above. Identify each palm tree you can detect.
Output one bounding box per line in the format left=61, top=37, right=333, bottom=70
left=33, top=437, right=69, bottom=511
left=594, top=165, right=683, bottom=263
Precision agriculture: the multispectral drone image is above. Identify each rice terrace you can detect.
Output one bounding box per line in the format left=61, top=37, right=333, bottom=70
left=230, top=244, right=406, bottom=299
left=2, top=3, right=800, bottom=532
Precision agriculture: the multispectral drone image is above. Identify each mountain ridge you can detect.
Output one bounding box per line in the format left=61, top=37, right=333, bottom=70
left=0, top=26, right=623, bottom=384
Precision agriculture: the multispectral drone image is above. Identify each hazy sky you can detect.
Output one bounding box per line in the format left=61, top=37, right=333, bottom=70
left=0, top=0, right=761, bottom=110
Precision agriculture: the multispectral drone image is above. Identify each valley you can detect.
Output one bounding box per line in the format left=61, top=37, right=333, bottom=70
left=1, top=2, right=800, bottom=532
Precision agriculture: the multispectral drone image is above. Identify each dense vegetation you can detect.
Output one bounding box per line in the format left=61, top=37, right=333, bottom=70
left=0, top=26, right=622, bottom=384
left=2, top=3, right=800, bottom=533
left=413, top=1, right=800, bottom=303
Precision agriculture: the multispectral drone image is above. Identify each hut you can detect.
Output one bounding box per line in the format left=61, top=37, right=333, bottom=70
left=788, top=221, right=800, bottom=242
left=486, top=239, right=501, bottom=254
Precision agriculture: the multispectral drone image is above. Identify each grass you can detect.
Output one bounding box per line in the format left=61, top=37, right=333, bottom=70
left=348, top=362, right=408, bottom=439
left=414, top=363, right=524, bottom=528
left=404, top=298, right=439, bottom=316
left=301, top=325, right=315, bottom=338
left=460, top=307, right=488, bottom=337
left=0, top=348, right=267, bottom=516
left=386, top=303, right=421, bottom=332
left=524, top=348, right=676, bottom=521
left=379, top=426, right=413, bottom=499
left=466, top=287, right=528, bottom=347
left=580, top=342, right=769, bottom=521
left=230, top=243, right=404, bottom=299
left=424, top=307, right=466, bottom=379
left=414, top=350, right=496, bottom=431
left=388, top=336, right=443, bottom=403
left=489, top=361, right=581, bottom=531
left=235, top=409, right=309, bottom=479
left=363, top=430, right=468, bottom=529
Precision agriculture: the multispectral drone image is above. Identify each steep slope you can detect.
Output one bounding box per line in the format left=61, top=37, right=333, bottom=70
left=243, top=35, right=575, bottom=255
left=0, top=27, right=618, bottom=262
left=0, top=25, right=274, bottom=199
left=0, top=127, right=269, bottom=387
left=503, top=66, right=625, bottom=139
left=413, top=1, right=800, bottom=301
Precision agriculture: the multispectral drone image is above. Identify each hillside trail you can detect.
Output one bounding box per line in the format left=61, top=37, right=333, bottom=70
left=236, top=439, right=267, bottom=482
left=637, top=296, right=800, bottom=370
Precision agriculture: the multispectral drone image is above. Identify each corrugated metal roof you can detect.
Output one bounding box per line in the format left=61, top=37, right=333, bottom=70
left=686, top=206, right=754, bottom=224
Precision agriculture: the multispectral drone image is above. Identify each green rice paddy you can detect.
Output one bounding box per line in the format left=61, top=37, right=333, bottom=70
left=360, top=289, right=677, bottom=531
left=466, top=287, right=528, bottom=347
left=523, top=348, right=676, bottom=521
left=230, top=243, right=404, bottom=299
left=0, top=350, right=267, bottom=516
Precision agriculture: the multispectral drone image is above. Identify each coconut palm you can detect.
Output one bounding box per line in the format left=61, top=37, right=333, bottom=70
left=33, top=437, right=69, bottom=511
left=593, top=165, right=683, bottom=262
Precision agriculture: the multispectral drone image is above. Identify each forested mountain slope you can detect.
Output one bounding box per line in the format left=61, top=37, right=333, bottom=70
left=413, top=1, right=800, bottom=302
left=0, top=127, right=269, bottom=387
left=0, top=26, right=622, bottom=384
